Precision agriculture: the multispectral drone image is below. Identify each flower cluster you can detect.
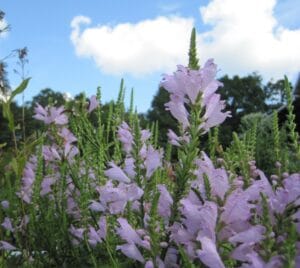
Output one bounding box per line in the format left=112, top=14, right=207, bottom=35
left=0, top=60, right=299, bottom=267
left=161, top=59, right=230, bottom=132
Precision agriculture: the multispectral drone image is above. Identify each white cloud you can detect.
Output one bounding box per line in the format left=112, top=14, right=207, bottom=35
left=70, top=16, right=193, bottom=76
left=198, top=0, right=300, bottom=80
left=70, top=0, right=300, bottom=80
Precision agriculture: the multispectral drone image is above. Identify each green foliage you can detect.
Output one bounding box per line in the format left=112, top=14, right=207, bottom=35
left=284, top=76, right=300, bottom=159
left=188, top=27, right=200, bottom=70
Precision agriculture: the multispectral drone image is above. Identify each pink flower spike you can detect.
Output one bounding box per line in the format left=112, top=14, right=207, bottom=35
left=88, top=226, right=102, bottom=246
left=33, top=103, right=68, bottom=125
left=144, top=145, right=163, bottom=178
left=117, top=243, right=145, bottom=263
left=157, top=184, right=173, bottom=220
left=118, top=122, right=134, bottom=154
left=1, top=200, right=9, bottom=209
left=0, top=240, right=16, bottom=251
left=116, top=218, right=144, bottom=247
left=40, top=176, right=56, bottom=196
left=1, top=217, right=14, bottom=232
left=197, top=237, right=225, bottom=268
left=105, top=162, right=131, bottom=183
left=167, top=129, right=181, bottom=146
left=88, top=95, right=99, bottom=113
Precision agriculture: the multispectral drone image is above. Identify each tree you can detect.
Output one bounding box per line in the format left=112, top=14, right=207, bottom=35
left=264, top=78, right=293, bottom=110
left=0, top=11, right=10, bottom=94
left=31, top=88, right=65, bottom=108
left=218, top=73, right=267, bottom=145
left=294, top=73, right=300, bottom=97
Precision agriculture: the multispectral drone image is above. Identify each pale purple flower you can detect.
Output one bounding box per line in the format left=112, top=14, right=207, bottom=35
left=59, top=127, right=77, bottom=144
left=167, top=129, right=181, bottom=146
left=231, top=242, right=255, bottom=261
left=157, top=184, right=173, bottom=220
left=170, top=223, right=195, bottom=246
left=161, top=60, right=229, bottom=131
left=141, top=129, right=151, bottom=142
left=88, top=226, right=102, bottom=246
left=144, top=145, right=163, bottom=178
left=180, top=198, right=218, bottom=242
left=88, top=95, right=99, bottom=113
left=98, top=216, right=107, bottom=240
left=164, top=247, right=179, bottom=268
left=201, top=94, right=231, bottom=132
left=1, top=217, right=14, bottom=232
left=124, top=157, right=136, bottom=178
left=282, top=173, right=300, bottom=202
left=118, top=122, right=134, bottom=154
left=42, top=145, right=61, bottom=162
left=165, top=94, right=189, bottom=130
left=228, top=225, right=266, bottom=245
left=196, top=237, right=225, bottom=268
left=104, top=162, right=131, bottom=183
left=89, top=200, right=105, bottom=212
left=221, top=189, right=254, bottom=224
left=245, top=170, right=274, bottom=201
left=69, top=225, right=85, bottom=245
left=33, top=103, right=68, bottom=125
left=40, top=176, right=56, bottom=196
left=195, top=152, right=229, bottom=200
left=1, top=200, right=9, bottom=209
left=243, top=252, right=265, bottom=268
left=16, top=156, right=37, bottom=204
left=98, top=181, right=143, bottom=214
left=116, top=218, right=149, bottom=249
left=117, top=243, right=145, bottom=263
left=67, top=197, right=81, bottom=219
left=145, top=260, right=154, bottom=268
left=0, top=240, right=16, bottom=251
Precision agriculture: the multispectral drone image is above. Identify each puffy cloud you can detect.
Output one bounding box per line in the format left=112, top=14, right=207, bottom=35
left=197, top=0, right=300, bottom=80
left=70, top=0, right=300, bottom=80
left=70, top=15, right=193, bottom=76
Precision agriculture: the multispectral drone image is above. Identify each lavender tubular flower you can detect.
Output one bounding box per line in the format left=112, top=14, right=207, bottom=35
left=144, top=145, right=163, bottom=178
left=161, top=59, right=230, bottom=131
left=1, top=217, right=14, bottom=232
left=116, top=243, right=145, bottom=263
left=118, top=122, right=134, bottom=154
left=104, top=162, right=131, bottom=183
left=1, top=200, right=9, bottom=209
left=33, top=103, right=68, bottom=125
left=16, top=156, right=37, bottom=204
left=0, top=241, right=16, bottom=251
left=157, top=184, right=173, bottom=220
left=88, top=95, right=99, bottom=113
left=196, top=237, right=225, bottom=268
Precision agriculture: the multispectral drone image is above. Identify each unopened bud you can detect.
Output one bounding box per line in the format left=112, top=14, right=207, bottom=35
left=160, top=242, right=168, bottom=248
left=282, top=172, right=289, bottom=178
left=275, top=161, right=282, bottom=168
left=270, top=174, right=279, bottom=180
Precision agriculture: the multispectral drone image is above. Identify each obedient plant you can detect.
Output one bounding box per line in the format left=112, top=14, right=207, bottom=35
left=1, top=34, right=299, bottom=267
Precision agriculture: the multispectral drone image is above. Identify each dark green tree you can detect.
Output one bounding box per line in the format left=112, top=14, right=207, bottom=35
left=264, top=78, right=292, bottom=110
left=218, top=73, right=267, bottom=145
left=31, top=88, right=65, bottom=108
left=0, top=11, right=10, bottom=94
left=294, top=73, right=300, bottom=97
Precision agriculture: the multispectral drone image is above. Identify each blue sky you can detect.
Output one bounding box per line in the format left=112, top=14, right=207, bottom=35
left=1, top=0, right=300, bottom=112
